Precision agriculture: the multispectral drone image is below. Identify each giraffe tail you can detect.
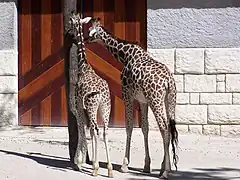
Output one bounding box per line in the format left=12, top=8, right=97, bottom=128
left=166, top=79, right=179, bottom=171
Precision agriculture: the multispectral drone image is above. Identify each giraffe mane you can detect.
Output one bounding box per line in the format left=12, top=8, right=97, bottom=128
left=100, top=26, right=145, bottom=49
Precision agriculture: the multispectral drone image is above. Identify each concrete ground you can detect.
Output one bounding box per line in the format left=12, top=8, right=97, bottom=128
left=0, top=127, right=240, bottom=180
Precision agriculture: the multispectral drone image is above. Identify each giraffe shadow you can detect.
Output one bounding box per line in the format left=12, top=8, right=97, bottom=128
left=0, top=149, right=104, bottom=177
left=2, top=149, right=240, bottom=179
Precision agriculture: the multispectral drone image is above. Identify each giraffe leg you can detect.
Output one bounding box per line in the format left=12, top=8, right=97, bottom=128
left=85, top=94, right=101, bottom=177
left=149, top=96, right=171, bottom=179
left=91, top=128, right=99, bottom=176
left=120, top=98, right=134, bottom=173
left=140, top=103, right=151, bottom=173
left=100, top=102, right=113, bottom=178
left=159, top=129, right=171, bottom=179
left=103, top=126, right=113, bottom=178
left=71, top=106, right=85, bottom=170
left=73, top=117, right=85, bottom=171
left=90, top=128, right=95, bottom=164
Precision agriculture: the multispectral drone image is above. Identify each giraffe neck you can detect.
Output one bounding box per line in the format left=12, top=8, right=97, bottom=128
left=98, top=27, right=134, bottom=65
left=76, top=24, right=89, bottom=75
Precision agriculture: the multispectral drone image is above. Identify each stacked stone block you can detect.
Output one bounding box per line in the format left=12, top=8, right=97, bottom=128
left=148, top=48, right=240, bottom=137
left=0, top=2, right=18, bottom=127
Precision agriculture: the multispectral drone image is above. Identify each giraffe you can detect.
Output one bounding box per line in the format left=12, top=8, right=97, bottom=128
left=86, top=17, right=179, bottom=179
left=67, top=13, right=113, bottom=178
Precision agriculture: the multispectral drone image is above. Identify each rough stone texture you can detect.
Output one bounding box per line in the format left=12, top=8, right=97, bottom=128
left=203, top=125, right=220, bottom=136
left=175, top=48, right=204, bottom=74
left=0, top=94, right=17, bottom=126
left=176, top=93, right=189, bottom=105
left=190, top=93, right=199, bottom=104
left=0, top=76, right=17, bottom=93
left=189, top=125, right=202, bottom=134
left=226, top=74, right=240, bottom=92
left=185, top=75, right=216, bottom=92
left=0, top=50, right=17, bottom=75
left=175, top=105, right=207, bottom=124
left=233, top=93, right=240, bottom=104
left=200, top=93, right=232, bottom=105
left=147, top=1, right=240, bottom=48
left=176, top=124, right=189, bottom=133
left=208, top=105, right=240, bottom=124
left=148, top=48, right=175, bottom=72
left=221, top=125, right=240, bottom=137
left=205, top=48, right=240, bottom=74
left=217, top=82, right=225, bottom=93
left=216, top=74, right=225, bottom=82
left=0, top=1, right=17, bottom=50
left=173, top=75, right=184, bottom=92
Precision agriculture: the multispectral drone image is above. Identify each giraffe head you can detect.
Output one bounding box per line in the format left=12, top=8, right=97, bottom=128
left=67, top=11, right=92, bottom=41
left=87, top=17, right=104, bottom=44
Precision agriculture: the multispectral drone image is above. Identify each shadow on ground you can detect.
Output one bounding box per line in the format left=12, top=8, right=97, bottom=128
left=1, top=149, right=240, bottom=179
left=127, top=167, right=240, bottom=180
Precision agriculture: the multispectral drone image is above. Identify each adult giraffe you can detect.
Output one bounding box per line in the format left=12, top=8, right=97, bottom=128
left=85, top=17, right=179, bottom=179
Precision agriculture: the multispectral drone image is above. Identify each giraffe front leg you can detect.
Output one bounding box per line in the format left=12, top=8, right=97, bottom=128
left=73, top=122, right=84, bottom=171
left=120, top=97, right=134, bottom=173
left=73, top=107, right=88, bottom=171
left=140, top=103, right=151, bottom=173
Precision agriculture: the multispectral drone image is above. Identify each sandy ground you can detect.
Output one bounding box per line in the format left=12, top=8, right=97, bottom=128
left=0, top=127, right=240, bottom=180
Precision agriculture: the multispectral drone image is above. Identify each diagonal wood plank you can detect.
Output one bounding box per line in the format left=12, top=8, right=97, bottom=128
left=19, top=60, right=64, bottom=105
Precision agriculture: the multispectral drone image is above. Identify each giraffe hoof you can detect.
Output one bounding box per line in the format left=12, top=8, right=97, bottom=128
left=159, top=170, right=169, bottom=179
left=72, top=163, right=82, bottom=171
left=92, top=169, right=98, bottom=177
left=143, top=165, right=151, bottom=173
left=108, top=170, right=114, bottom=178
left=120, top=165, right=129, bottom=173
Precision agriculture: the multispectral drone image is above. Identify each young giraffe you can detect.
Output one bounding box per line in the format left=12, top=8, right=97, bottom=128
left=67, top=13, right=113, bottom=177
left=86, top=17, right=179, bottom=179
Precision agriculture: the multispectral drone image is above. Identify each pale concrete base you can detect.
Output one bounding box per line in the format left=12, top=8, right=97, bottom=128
left=0, top=50, right=18, bottom=127
left=0, top=127, right=240, bottom=180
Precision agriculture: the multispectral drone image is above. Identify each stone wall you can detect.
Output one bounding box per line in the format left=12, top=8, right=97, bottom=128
left=147, top=0, right=240, bottom=48
left=147, top=0, right=240, bottom=137
left=147, top=48, right=240, bottom=137
left=0, top=0, right=18, bottom=127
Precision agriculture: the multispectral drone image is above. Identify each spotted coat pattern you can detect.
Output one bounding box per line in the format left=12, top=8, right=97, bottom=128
left=67, top=14, right=113, bottom=178
left=88, top=18, right=179, bottom=179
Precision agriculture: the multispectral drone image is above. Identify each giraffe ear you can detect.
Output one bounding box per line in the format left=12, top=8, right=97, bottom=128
left=80, top=17, right=92, bottom=24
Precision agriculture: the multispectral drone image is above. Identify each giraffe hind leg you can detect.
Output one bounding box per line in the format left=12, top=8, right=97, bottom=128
left=99, top=101, right=113, bottom=178
left=139, top=103, right=151, bottom=173
left=150, top=99, right=171, bottom=179
left=85, top=93, right=101, bottom=177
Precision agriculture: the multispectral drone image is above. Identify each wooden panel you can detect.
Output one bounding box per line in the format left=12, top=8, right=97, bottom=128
left=18, top=0, right=67, bottom=126
left=41, top=0, right=52, bottom=61
left=114, top=0, right=125, bottom=39
left=40, top=96, right=51, bottom=126
left=19, top=0, right=32, bottom=76
left=19, top=0, right=146, bottom=127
